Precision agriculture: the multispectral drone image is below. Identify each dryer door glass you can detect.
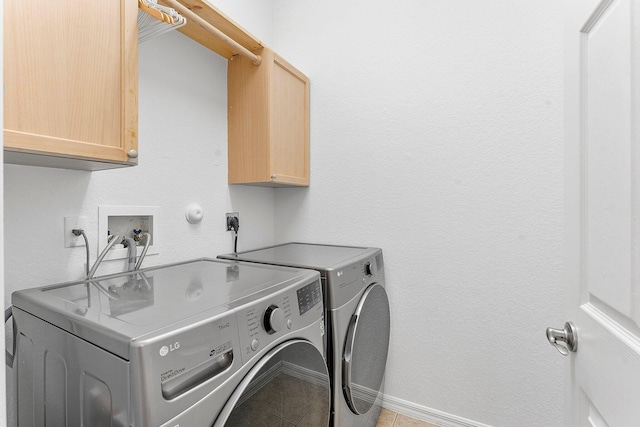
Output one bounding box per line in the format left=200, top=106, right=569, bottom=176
left=215, top=340, right=330, bottom=427
left=343, top=283, right=391, bottom=415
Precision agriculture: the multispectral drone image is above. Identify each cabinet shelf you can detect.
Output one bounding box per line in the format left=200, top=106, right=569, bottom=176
left=158, top=0, right=263, bottom=58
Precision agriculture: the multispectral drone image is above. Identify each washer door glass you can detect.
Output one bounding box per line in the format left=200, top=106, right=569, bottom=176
left=216, top=340, right=330, bottom=427
left=343, top=283, right=391, bottom=415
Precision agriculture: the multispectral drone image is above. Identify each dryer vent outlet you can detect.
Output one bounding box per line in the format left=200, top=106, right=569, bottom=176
left=226, top=212, right=239, bottom=232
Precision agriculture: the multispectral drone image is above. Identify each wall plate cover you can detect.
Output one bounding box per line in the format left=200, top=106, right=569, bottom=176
left=98, top=206, right=160, bottom=261
left=64, top=216, right=89, bottom=248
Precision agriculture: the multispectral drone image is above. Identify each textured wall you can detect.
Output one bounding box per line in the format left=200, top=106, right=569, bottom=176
left=271, top=1, right=565, bottom=426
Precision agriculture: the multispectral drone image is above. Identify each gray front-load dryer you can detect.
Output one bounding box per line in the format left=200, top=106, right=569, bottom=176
left=219, top=243, right=391, bottom=427
left=10, top=258, right=330, bottom=426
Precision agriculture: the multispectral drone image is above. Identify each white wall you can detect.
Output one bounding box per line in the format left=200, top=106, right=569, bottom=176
left=271, top=1, right=564, bottom=427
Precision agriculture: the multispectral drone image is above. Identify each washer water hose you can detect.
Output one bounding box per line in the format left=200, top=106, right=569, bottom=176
left=135, top=233, right=151, bottom=270
left=88, top=234, right=122, bottom=279
left=122, top=236, right=137, bottom=272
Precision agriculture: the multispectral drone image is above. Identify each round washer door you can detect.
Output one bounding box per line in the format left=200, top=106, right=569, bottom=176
left=215, top=339, right=330, bottom=427
left=343, top=283, right=391, bottom=415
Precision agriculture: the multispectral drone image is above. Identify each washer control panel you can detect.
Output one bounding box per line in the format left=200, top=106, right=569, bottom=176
left=237, top=279, right=323, bottom=363
left=297, top=279, right=323, bottom=315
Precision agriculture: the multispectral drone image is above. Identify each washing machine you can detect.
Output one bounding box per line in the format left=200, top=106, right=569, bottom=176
left=10, top=258, right=330, bottom=426
left=218, top=243, right=391, bottom=427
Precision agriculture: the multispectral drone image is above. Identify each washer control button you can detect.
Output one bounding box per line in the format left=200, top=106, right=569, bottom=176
left=251, top=339, right=259, bottom=351
left=287, top=319, right=293, bottom=329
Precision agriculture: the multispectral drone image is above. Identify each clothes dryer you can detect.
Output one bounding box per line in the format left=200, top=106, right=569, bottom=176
left=219, top=243, right=390, bottom=427
left=11, top=258, right=330, bottom=426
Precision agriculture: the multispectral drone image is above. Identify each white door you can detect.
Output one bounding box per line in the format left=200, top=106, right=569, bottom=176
left=561, top=0, right=640, bottom=425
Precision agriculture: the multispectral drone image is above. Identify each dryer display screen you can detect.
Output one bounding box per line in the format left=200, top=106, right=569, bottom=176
left=296, top=281, right=322, bottom=315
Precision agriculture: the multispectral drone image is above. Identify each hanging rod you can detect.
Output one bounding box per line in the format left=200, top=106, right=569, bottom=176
left=162, top=0, right=262, bottom=65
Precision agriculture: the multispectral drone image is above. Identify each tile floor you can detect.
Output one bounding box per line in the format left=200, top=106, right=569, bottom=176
left=225, top=372, right=330, bottom=426
left=376, top=408, right=438, bottom=427
left=224, top=370, right=436, bottom=427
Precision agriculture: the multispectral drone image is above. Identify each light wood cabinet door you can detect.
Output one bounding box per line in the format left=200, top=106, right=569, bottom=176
left=4, top=0, right=138, bottom=171
left=228, top=47, right=310, bottom=186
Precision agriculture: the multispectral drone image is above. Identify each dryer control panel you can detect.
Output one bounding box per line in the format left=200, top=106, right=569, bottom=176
left=237, top=279, right=323, bottom=364
left=324, top=250, right=385, bottom=309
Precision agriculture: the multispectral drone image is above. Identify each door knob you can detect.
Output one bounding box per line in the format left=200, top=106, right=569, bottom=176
left=546, top=321, right=578, bottom=356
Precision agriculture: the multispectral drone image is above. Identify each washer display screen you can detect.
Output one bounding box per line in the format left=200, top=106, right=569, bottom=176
left=296, top=280, right=322, bottom=315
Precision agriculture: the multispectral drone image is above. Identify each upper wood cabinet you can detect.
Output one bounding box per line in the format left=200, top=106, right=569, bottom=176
left=228, top=47, right=310, bottom=187
left=3, top=0, right=138, bottom=171
left=160, top=0, right=311, bottom=186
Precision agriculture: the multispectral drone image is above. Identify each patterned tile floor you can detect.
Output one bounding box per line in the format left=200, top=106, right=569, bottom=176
left=376, top=408, right=438, bottom=427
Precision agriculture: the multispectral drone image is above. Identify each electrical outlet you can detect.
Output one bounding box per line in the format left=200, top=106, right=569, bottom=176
left=64, top=216, right=89, bottom=248
left=226, top=212, right=239, bottom=231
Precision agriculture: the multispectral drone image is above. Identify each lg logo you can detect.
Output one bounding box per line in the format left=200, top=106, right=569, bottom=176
left=159, top=342, right=180, bottom=356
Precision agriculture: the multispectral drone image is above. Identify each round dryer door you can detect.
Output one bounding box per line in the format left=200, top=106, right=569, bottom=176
left=343, top=283, right=391, bottom=415
left=216, top=340, right=330, bottom=427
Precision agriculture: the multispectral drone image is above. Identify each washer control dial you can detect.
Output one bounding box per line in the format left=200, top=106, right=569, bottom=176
left=263, top=305, right=285, bottom=334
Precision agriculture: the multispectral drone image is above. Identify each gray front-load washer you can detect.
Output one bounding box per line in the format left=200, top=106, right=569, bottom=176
left=219, top=243, right=391, bottom=427
left=10, top=258, right=330, bottom=426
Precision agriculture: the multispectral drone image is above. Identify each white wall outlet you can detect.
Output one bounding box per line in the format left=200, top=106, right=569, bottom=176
left=64, top=216, right=89, bottom=248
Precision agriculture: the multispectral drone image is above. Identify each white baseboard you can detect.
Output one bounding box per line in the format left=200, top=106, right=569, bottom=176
left=255, top=362, right=492, bottom=427
left=381, top=394, right=494, bottom=427
left=281, top=361, right=330, bottom=389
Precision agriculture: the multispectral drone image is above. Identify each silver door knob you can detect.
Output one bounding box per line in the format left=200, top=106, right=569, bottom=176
left=546, top=321, right=578, bottom=356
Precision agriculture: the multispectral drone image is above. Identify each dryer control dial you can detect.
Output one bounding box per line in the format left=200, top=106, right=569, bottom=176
left=263, top=305, right=285, bottom=334
left=364, top=262, right=374, bottom=277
